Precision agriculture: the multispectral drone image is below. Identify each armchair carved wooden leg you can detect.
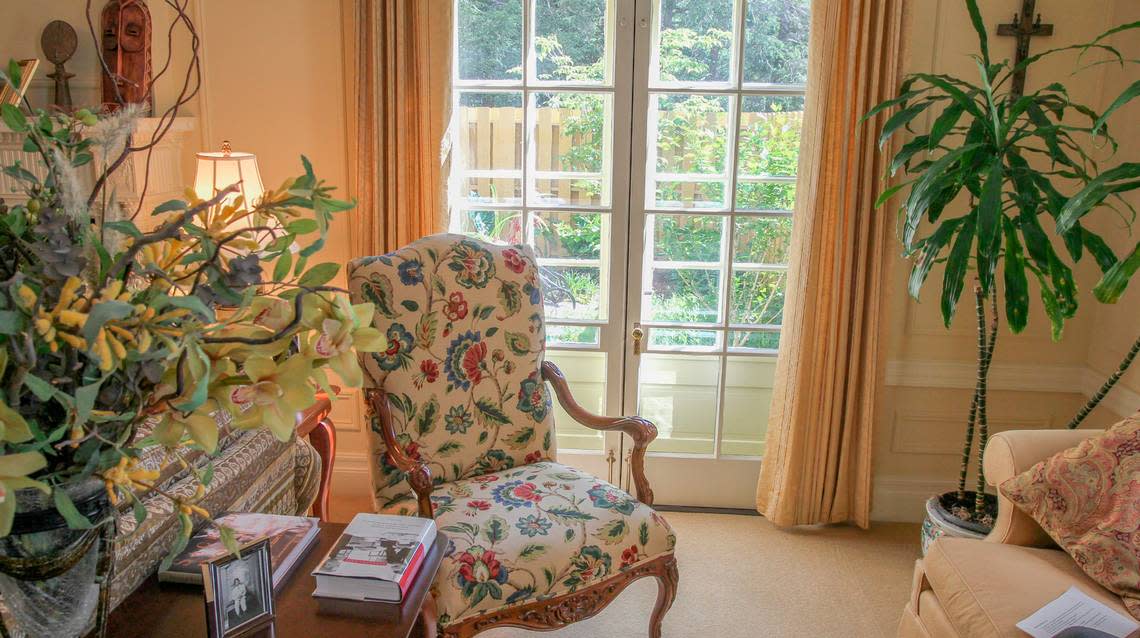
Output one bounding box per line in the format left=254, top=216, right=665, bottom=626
left=650, top=555, right=679, bottom=638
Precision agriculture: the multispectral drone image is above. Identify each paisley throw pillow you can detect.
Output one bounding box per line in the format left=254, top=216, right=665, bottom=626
left=1000, top=412, right=1140, bottom=619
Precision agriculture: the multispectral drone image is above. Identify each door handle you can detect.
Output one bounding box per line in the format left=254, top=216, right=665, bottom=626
left=631, top=323, right=644, bottom=355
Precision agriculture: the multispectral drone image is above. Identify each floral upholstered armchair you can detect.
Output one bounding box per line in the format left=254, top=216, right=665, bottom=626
left=348, top=234, right=677, bottom=638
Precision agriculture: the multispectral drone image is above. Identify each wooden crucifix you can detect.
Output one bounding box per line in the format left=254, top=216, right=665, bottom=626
left=996, top=0, right=1054, bottom=98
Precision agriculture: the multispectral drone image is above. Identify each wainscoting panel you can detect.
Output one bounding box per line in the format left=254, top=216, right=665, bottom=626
left=889, top=411, right=1054, bottom=456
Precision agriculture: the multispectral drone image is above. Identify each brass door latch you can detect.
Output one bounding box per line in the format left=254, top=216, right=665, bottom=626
left=631, top=323, right=644, bottom=355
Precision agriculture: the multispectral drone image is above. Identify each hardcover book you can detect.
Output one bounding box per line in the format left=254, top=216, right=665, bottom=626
left=311, top=513, right=437, bottom=603
left=159, top=512, right=320, bottom=590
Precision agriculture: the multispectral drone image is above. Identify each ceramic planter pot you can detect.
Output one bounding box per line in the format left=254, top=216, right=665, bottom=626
left=920, top=491, right=996, bottom=555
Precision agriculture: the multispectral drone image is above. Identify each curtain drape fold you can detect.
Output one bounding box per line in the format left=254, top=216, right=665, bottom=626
left=755, top=0, right=908, bottom=529
left=346, top=0, right=451, bottom=257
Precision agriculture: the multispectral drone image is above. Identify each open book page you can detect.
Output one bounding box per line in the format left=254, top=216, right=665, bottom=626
left=1016, top=587, right=1140, bottom=638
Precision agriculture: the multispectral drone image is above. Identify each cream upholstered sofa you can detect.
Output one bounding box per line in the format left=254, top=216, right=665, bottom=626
left=108, top=419, right=321, bottom=609
left=898, top=428, right=1134, bottom=637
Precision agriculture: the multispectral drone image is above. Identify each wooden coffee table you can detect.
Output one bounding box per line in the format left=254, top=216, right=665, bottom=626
left=104, top=523, right=445, bottom=638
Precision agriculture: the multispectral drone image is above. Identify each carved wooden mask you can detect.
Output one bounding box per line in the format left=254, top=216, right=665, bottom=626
left=101, top=0, right=153, bottom=112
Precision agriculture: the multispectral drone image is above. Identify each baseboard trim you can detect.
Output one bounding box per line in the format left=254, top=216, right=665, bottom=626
left=653, top=504, right=760, bottom=516
left=332, top=452, right=371, bottom=476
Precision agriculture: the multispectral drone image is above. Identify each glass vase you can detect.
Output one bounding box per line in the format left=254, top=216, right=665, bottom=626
left=0, top=479, right=113, bottom=638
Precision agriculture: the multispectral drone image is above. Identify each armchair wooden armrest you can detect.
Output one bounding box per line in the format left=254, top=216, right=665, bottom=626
left=541, top=361, right=658, bottom=506
left=363, top=388, right=436, bottom=519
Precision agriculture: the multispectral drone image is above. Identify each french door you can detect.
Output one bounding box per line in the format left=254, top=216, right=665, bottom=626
left=451, top=0, right=809, bottom=507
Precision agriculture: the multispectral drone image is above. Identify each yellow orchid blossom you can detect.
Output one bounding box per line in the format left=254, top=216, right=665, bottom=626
left=249, top=294, right=328, bottom=333
left=153, top=407, right=223, bottom=454
left=0, top=452, right=50, bottom=536
left=302, top=299, right=384, bottom=388
left=200, top=322, right=289, bottom=363
left=0, top=355, right=33, bottom=446
left=100, top=456, right=161, bottom=506
left=0, top=401, right=33, bottom=445
left=225, top=355, right=315, bottom=441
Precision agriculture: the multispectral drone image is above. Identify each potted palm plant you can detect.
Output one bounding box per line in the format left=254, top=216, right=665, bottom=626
left=0, top=57, right=383, bottom=637
left=867, top=0, right=1140, bottom=551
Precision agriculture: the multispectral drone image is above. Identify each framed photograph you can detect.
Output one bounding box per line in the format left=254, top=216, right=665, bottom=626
left=0, top=59, right=39, bottom=107
left=202, top=536, right=275, bottom=637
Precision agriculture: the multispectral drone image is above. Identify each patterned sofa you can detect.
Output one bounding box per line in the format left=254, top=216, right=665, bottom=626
left=108, top=419, right=321, bottom=609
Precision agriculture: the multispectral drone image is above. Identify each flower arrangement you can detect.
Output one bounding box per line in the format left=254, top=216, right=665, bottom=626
left=0, top=59, right=381, bottom=561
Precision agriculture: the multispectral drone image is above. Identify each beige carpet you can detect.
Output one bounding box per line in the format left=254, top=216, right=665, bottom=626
left=476, top=512, right=920, bottom=638
left=331, top=499, right=919, bottom=637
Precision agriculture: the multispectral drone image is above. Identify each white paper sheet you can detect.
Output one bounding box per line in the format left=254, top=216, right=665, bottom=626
left=1016, top=586, right=1140, bottom=638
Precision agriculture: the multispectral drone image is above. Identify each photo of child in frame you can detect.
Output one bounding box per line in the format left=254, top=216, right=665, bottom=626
left=204, top=537, right=274, bottom=637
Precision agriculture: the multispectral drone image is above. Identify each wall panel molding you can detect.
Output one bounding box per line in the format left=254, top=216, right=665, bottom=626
left=889, top=410, right=1054, bottom=456
left=885, top=359, right=1087, bottom=393
left=872, top=477, right=956, bottom=523
left=328, top=387, right=363, bottom=433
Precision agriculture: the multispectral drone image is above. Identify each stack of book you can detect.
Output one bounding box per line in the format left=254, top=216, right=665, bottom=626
left=159, top=512, right=321, bottom=590
left=311, top=513, right=437, bottom=603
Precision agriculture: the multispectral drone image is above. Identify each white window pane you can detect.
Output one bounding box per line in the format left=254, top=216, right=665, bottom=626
left=736, top=96, right=804, bottom=178
left=532, top=211, right=606, bottom=260
left=639, top=353, right=720, bottom=454
left=649, top=93, right=730, bottom=209
left=546, top=350, right=606, bottom=451
left=652, top=214, right=725, bottom=263
left=542, top=265, right=606, bottom=320
left=458, top=92, right=523, bottom=206
left=654, top=0, right=736, bottom=84
left=728, top=330, right=781, bottom=352
left=648, top=268, right=722, bottom=323
left=654, top=180, right=728, bottom=209
left=648, top=327, right=720, bottom=350
left=653, top=94, right=730, bottom=175
left=534, top=0, right=611, bottom=84
left=530, top=92, right=613, bottom=207
left=546, top=324, right=600, bottom=346
left=720, top=356, right=777, bottom=456
left=742, top=0, right=811, bottom=85
left=733, top=216, right=792, bottom=265
left=454, top=209, right=526, bottom=244
left=729, top=269, right=786, bottom=326
left=457, top=0, right=523, bottom=81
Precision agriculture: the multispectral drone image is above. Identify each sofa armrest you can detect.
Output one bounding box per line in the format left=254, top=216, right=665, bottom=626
left=983, top=429, right=1099, bottom=547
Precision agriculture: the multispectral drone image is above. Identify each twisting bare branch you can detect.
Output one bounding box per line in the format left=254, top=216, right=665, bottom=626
left=103, top=186, right=237, bottom=286
left=201, top=285, right=341, bottom=345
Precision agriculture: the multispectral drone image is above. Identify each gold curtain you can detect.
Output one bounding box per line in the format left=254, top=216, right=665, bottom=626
left=345, top=0, right=452, bottom=257
left=755, top=0, right=908, bottom=529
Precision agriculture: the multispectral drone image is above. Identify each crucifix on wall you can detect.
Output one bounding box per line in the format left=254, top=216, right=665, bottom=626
left=997, top=0, right=1054, bottom=98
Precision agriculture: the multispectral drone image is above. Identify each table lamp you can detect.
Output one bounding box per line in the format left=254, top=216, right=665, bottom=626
left=194, top=140, right=264, bottom=208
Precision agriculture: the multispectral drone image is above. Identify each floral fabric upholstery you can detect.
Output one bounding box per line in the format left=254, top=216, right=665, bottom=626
left=1000, top=411, right=1140, bottom=619
left=427, top=461, right=676, bottom=627
left=348, top=234, right=556, bottom=511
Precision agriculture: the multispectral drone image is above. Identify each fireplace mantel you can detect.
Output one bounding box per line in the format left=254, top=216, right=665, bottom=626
left=1, top=116, right=197, bottom=231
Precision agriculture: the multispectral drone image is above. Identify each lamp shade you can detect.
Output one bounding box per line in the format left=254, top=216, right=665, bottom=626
left=193, top=141, right=264, bottom=208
